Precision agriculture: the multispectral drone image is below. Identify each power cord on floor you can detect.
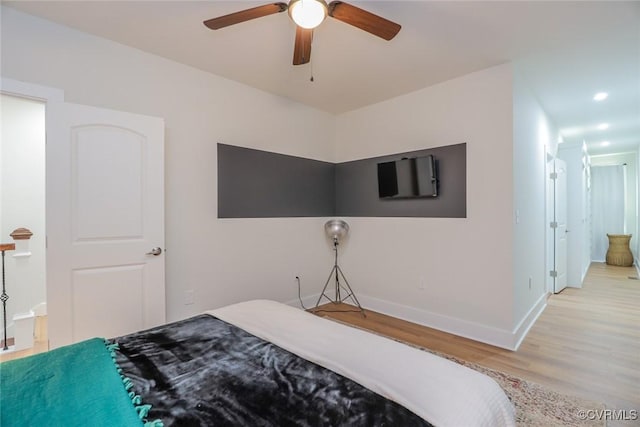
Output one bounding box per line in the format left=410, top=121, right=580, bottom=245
left=296, top=276, right=308, bottom=310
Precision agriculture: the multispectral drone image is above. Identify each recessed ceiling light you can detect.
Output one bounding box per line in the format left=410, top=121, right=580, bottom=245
left=601, top=141, right=611, bottom=147
left=593, top=92, right=609, bottom=101
left=560, top=127, right=584, bottom=137
left=597, top=123, right=610, bottom=130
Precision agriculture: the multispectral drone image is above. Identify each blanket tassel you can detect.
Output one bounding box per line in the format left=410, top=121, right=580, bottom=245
left=103, top=339, right=164, bottom=427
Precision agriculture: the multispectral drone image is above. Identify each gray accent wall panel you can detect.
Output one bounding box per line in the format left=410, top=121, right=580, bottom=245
left=218, top=143, right=466, bottom=218
left=335, top=143, right=466, bottom=217
left=218, top=144, right=335, bottom=218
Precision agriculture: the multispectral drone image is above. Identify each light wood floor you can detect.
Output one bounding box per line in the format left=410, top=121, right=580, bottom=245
left=311, top=262, right=640, bottom=414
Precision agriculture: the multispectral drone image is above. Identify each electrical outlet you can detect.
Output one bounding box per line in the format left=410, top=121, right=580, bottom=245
left=528, top=277, right=532, bottom=290
left=418, top=276, right=426, bottom=290
left=185, top=290, right=195, bottom=305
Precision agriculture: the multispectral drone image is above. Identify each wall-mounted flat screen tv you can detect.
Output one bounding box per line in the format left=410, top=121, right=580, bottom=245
left=377, top=155, right=438, bottom=198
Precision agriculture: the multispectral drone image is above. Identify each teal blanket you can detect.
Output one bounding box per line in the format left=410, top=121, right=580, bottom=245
left=0, top=338, right=154, bottom=427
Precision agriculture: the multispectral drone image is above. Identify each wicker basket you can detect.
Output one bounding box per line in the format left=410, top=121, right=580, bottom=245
left=605, top=234, right=633, bottom=267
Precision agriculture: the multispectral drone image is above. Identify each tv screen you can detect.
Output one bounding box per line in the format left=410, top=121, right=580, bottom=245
left=377, top=155, right=437, bottom=198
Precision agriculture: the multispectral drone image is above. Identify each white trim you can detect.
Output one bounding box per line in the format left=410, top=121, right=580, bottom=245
left=511, top=292, right=548, bottom=351
left=1, top=78, right=64, bottom=103
left=580, top=263, right=590, bottom=285
left=0, top=77, right=64, bottom=102
left=0, top=345, right=17, bottom=355
left=1, top=78, right=61, bottom=346
left=12, top=310, right=35, bottom=351
left=284, top=293, right=320, bottom=310
left=287, top=292, right=547, bottom=350
left=32, top=302, right=47, bottom=316
left=12, top=251, right=32, bottom=258
left=355, top=294, right=517, bottom=350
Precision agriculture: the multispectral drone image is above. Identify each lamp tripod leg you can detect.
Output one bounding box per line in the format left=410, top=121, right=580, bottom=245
left=334, top=262, right=341, bottom=302
left=315, top=265, right=338, bottom=307
left=314, top=229, right=364, bottom=317
left=336, top=265, right=366, bottom=317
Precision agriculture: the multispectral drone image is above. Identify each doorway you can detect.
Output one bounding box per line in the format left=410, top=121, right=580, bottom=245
left=589, top=153, right=637, bottom=264
left=546, top=154, right=568, bottom=294
left=0, top=94, right=47, bottom=348
left=2, top=77, right=166, bottom=352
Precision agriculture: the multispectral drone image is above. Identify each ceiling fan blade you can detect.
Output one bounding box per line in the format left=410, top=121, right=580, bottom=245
left=293, top=26, right=313, bottom=65
left=328, top=1, right=401, bottom=41
left=204, top=2, right=288, bottom=30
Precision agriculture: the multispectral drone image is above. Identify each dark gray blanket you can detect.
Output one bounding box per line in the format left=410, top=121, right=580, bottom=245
left=112, top=314, right=432, bottom=427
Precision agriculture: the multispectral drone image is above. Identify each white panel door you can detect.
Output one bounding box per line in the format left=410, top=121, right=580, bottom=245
left=554, top=159, right=568, bottom=293
left=47, top=103, right=165, bottom=348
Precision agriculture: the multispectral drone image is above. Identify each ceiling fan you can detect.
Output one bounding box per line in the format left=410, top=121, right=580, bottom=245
left=203, top=0, right=401, bottom=65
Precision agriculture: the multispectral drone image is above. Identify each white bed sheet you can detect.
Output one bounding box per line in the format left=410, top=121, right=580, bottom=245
left=208, top=300, right=515, bottom=427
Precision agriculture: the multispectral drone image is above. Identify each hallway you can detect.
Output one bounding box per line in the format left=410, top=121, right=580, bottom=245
left=530, top=263, right=640, bottom=412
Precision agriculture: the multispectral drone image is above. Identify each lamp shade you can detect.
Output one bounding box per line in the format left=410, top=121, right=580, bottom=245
left=325, top=219, right=349, bottom=242
left=288, top=0, right=328, bottom=29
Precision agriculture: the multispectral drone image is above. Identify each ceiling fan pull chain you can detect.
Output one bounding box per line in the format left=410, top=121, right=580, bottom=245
left=310, top=59, right=314, bottom=82
left=309, top=31, right=315, bottom=82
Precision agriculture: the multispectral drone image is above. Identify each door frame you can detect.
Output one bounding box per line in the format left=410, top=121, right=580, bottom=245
left=2, top=78, right=167, bottom=348
left=546, top=152, right=569, bottom=294
left=552, top=158, right=569, bottom=293
left=1, top=78, right=64, bottom=331
left=545, top=150, right=557, bottom=294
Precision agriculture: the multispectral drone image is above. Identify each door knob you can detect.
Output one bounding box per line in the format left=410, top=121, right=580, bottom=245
left=146, top=247, right=162, bottom=256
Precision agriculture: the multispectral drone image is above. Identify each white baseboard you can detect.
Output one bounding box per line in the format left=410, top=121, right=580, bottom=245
left=511, top=292, right=548, bottom=351
left=0, top=345, right=17, bottom=355
left=355, top=294, right=519, bottom=350
left=581, top=264, right=589, bottom=284
left=285, top=292, right=547, bottom=351
left=284, top=293, right=320, bottom=310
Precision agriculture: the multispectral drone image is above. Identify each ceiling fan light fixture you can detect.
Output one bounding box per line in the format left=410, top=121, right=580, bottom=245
left=289, top=0, right=328, bottom=29
left=593, top=92, right=609, bottom=101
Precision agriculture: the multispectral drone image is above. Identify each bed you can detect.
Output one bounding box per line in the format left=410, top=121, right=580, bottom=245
left=1, top=300, right=515, bottom=427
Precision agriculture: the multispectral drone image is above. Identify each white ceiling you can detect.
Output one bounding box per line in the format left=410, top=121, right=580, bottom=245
left=5, top=1, right=639, bottom=156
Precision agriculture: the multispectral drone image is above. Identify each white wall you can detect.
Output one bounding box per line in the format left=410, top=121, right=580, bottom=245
left=335, top=64, right=517, bottom=347
left=590, top=152, right=638, bottom=260
left=512, top=72, right=550, bottom=333
left=0, top=94, right=46, bottom=335
left=1, top=7, right=336, bottom=322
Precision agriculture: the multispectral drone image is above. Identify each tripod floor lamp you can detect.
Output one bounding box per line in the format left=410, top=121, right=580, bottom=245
left=315, top=219, right=365, bottom=316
